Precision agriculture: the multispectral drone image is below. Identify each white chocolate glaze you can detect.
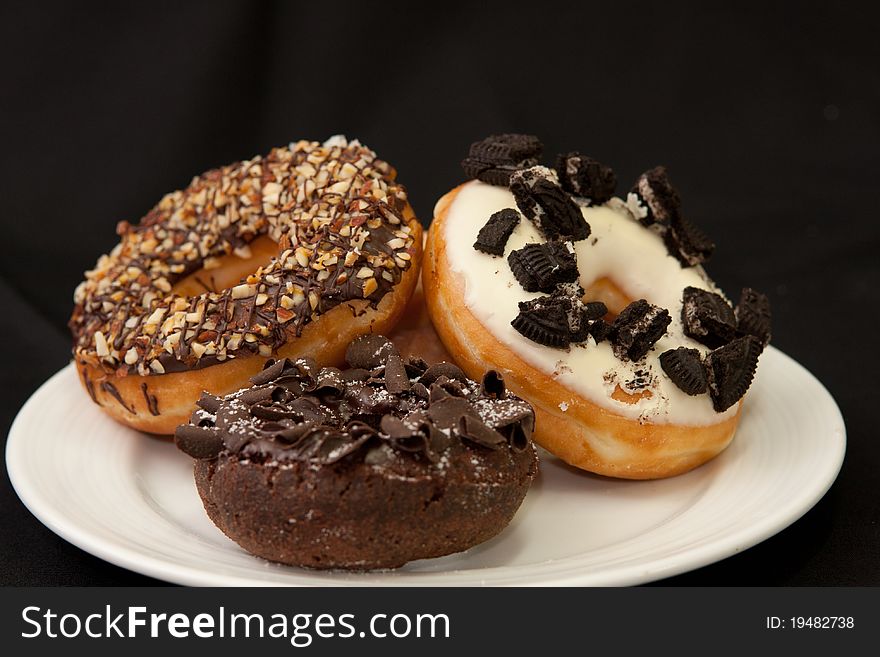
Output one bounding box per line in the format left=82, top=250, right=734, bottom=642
left=441, top=180, right=737, bottom=426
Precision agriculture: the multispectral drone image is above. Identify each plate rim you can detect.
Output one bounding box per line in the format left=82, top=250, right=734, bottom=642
left=5, top=346, right=847, bottom=586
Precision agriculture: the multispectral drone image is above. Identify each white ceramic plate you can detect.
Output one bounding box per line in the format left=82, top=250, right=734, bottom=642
left=6, top=346, right=845, bottom=586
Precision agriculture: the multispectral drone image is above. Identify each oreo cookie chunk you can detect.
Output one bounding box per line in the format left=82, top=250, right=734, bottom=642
left=511, top=294, right=572, bottom=348
left=175, top=335, right=538, bottom=570
left=609, top=299, right=672, bottom=361
left=659, top=347, right=708, bottom=395
left=628, top=166, right=681, bottom=226
left=573, top=300, right=611, bottom=343
left=509, top=166, right=591, bottom=241
left=556, top=283, right=608, bottom=344
left=681, top=286, right=736, bottom=348
left=664, top=215, right=715, bottom=267
left=461, top=133, right=543, bottom=186
left=735, top=287, right=772, bottom=346
left=508, top=241, right=578, bottom=293
left=511, top=284, right=606, bottom=348
left=705, top=336, right=763, bottom=412
left=473, top=208, right=521, bottom=256
left=555, top=152, right=617, bottom=204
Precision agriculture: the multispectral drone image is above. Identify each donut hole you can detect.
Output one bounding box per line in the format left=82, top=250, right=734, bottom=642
left=581, top=276, right=633, bottom=322
left=171, top=234, right=279, bottom=296
left=581, top=277, right=652, bottom=406
left=611, top=385, right=653, bottom=404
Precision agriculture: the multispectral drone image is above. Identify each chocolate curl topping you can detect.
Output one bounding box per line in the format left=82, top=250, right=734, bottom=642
left=458, top=415, right=506, bottom=450
left=196, top=391, right=222, bottom=414
left=384, top=353, right=411, bottom=394
left=249, top=358, right=288, bottom=385
left=346, top=334, right=398, bottom=369
left=174, top=425, right=225, bottom=460
left=481, top=370, right=506, bottom=398
left=313, top=368, right=345, bottom=396
left=420, top=362, right=468, bottom=386
left=174, top=336, right=536, bottom=465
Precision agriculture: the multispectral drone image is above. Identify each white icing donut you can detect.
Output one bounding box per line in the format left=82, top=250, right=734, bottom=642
left=424, top=180, right=748, bottom=479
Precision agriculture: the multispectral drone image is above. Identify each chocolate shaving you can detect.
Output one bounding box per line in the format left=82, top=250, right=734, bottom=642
left=429, top=383, right=451, bottom=404
left=403, top=356, right=429, bottom=378
left=250, top=358, right=288, bottom=386
left=427, top=396, right=479, bottom=431
left=345, top=334, right=398, bottom=370
left=421, top=362, right=467, bottom=386
left=313, top=368, right=345, bottom=395
left=458, top=415, right=506, bottom=449
left=384, top=353, right=411, bottom=394
left=258, top=421, right=317, bottom=446
left=481, top=370, right=506, bottom=398
left=174, top=425, right=225, bottom=460
left=340, top=368, right=371, bottom=382
left=238, top=386, right=276, bottom=406
left=197, top=392, right=222, bottom=414
left=503, top=424, right=532, bottom=452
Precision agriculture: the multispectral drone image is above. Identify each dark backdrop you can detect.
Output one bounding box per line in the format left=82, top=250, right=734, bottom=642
left=1, top=1, right=878, bottom=585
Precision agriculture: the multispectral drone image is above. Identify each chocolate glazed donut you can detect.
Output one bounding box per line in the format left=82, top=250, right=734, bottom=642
left=70, top=137, right=422, bottom=434
left=175, top=335, right=539, bottom=570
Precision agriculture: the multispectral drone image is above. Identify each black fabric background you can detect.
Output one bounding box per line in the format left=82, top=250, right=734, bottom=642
left=0, top=1, right=877, bottom=585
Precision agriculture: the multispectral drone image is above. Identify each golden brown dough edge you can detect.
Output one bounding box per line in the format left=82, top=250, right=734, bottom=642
left=75, top=214, right=423, bottom=435
left=422, top=184, right=741, bottom=479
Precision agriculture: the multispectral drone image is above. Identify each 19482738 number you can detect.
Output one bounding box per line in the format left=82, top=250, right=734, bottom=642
left=790, top=617, right=854, bottom=629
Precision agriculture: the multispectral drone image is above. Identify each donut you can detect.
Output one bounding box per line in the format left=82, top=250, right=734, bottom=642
left=174, top=334, right=538, bottom=570
left=69, top=137, right=422, bottom=434
left=423, top=134, right=771, bottom=479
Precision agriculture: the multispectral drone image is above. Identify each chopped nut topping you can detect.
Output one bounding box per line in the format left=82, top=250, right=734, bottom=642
left=362, top=277, right=379, bottom=297
left=231, top=284, right=256, bottom=299
left=70, top=138, right=415, bottom=375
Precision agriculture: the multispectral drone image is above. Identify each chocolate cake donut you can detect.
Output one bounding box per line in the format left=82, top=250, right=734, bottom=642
left=174, top=334, right=538, bottom=570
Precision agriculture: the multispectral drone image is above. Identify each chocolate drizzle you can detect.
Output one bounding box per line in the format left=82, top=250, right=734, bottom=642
left=100, top=381, right=135, bottom=414
left=81, top=368, right=97, bottom=404
left=140, top=382, right=160, bottom=416
left=174, top=335, right=535, bottom=466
